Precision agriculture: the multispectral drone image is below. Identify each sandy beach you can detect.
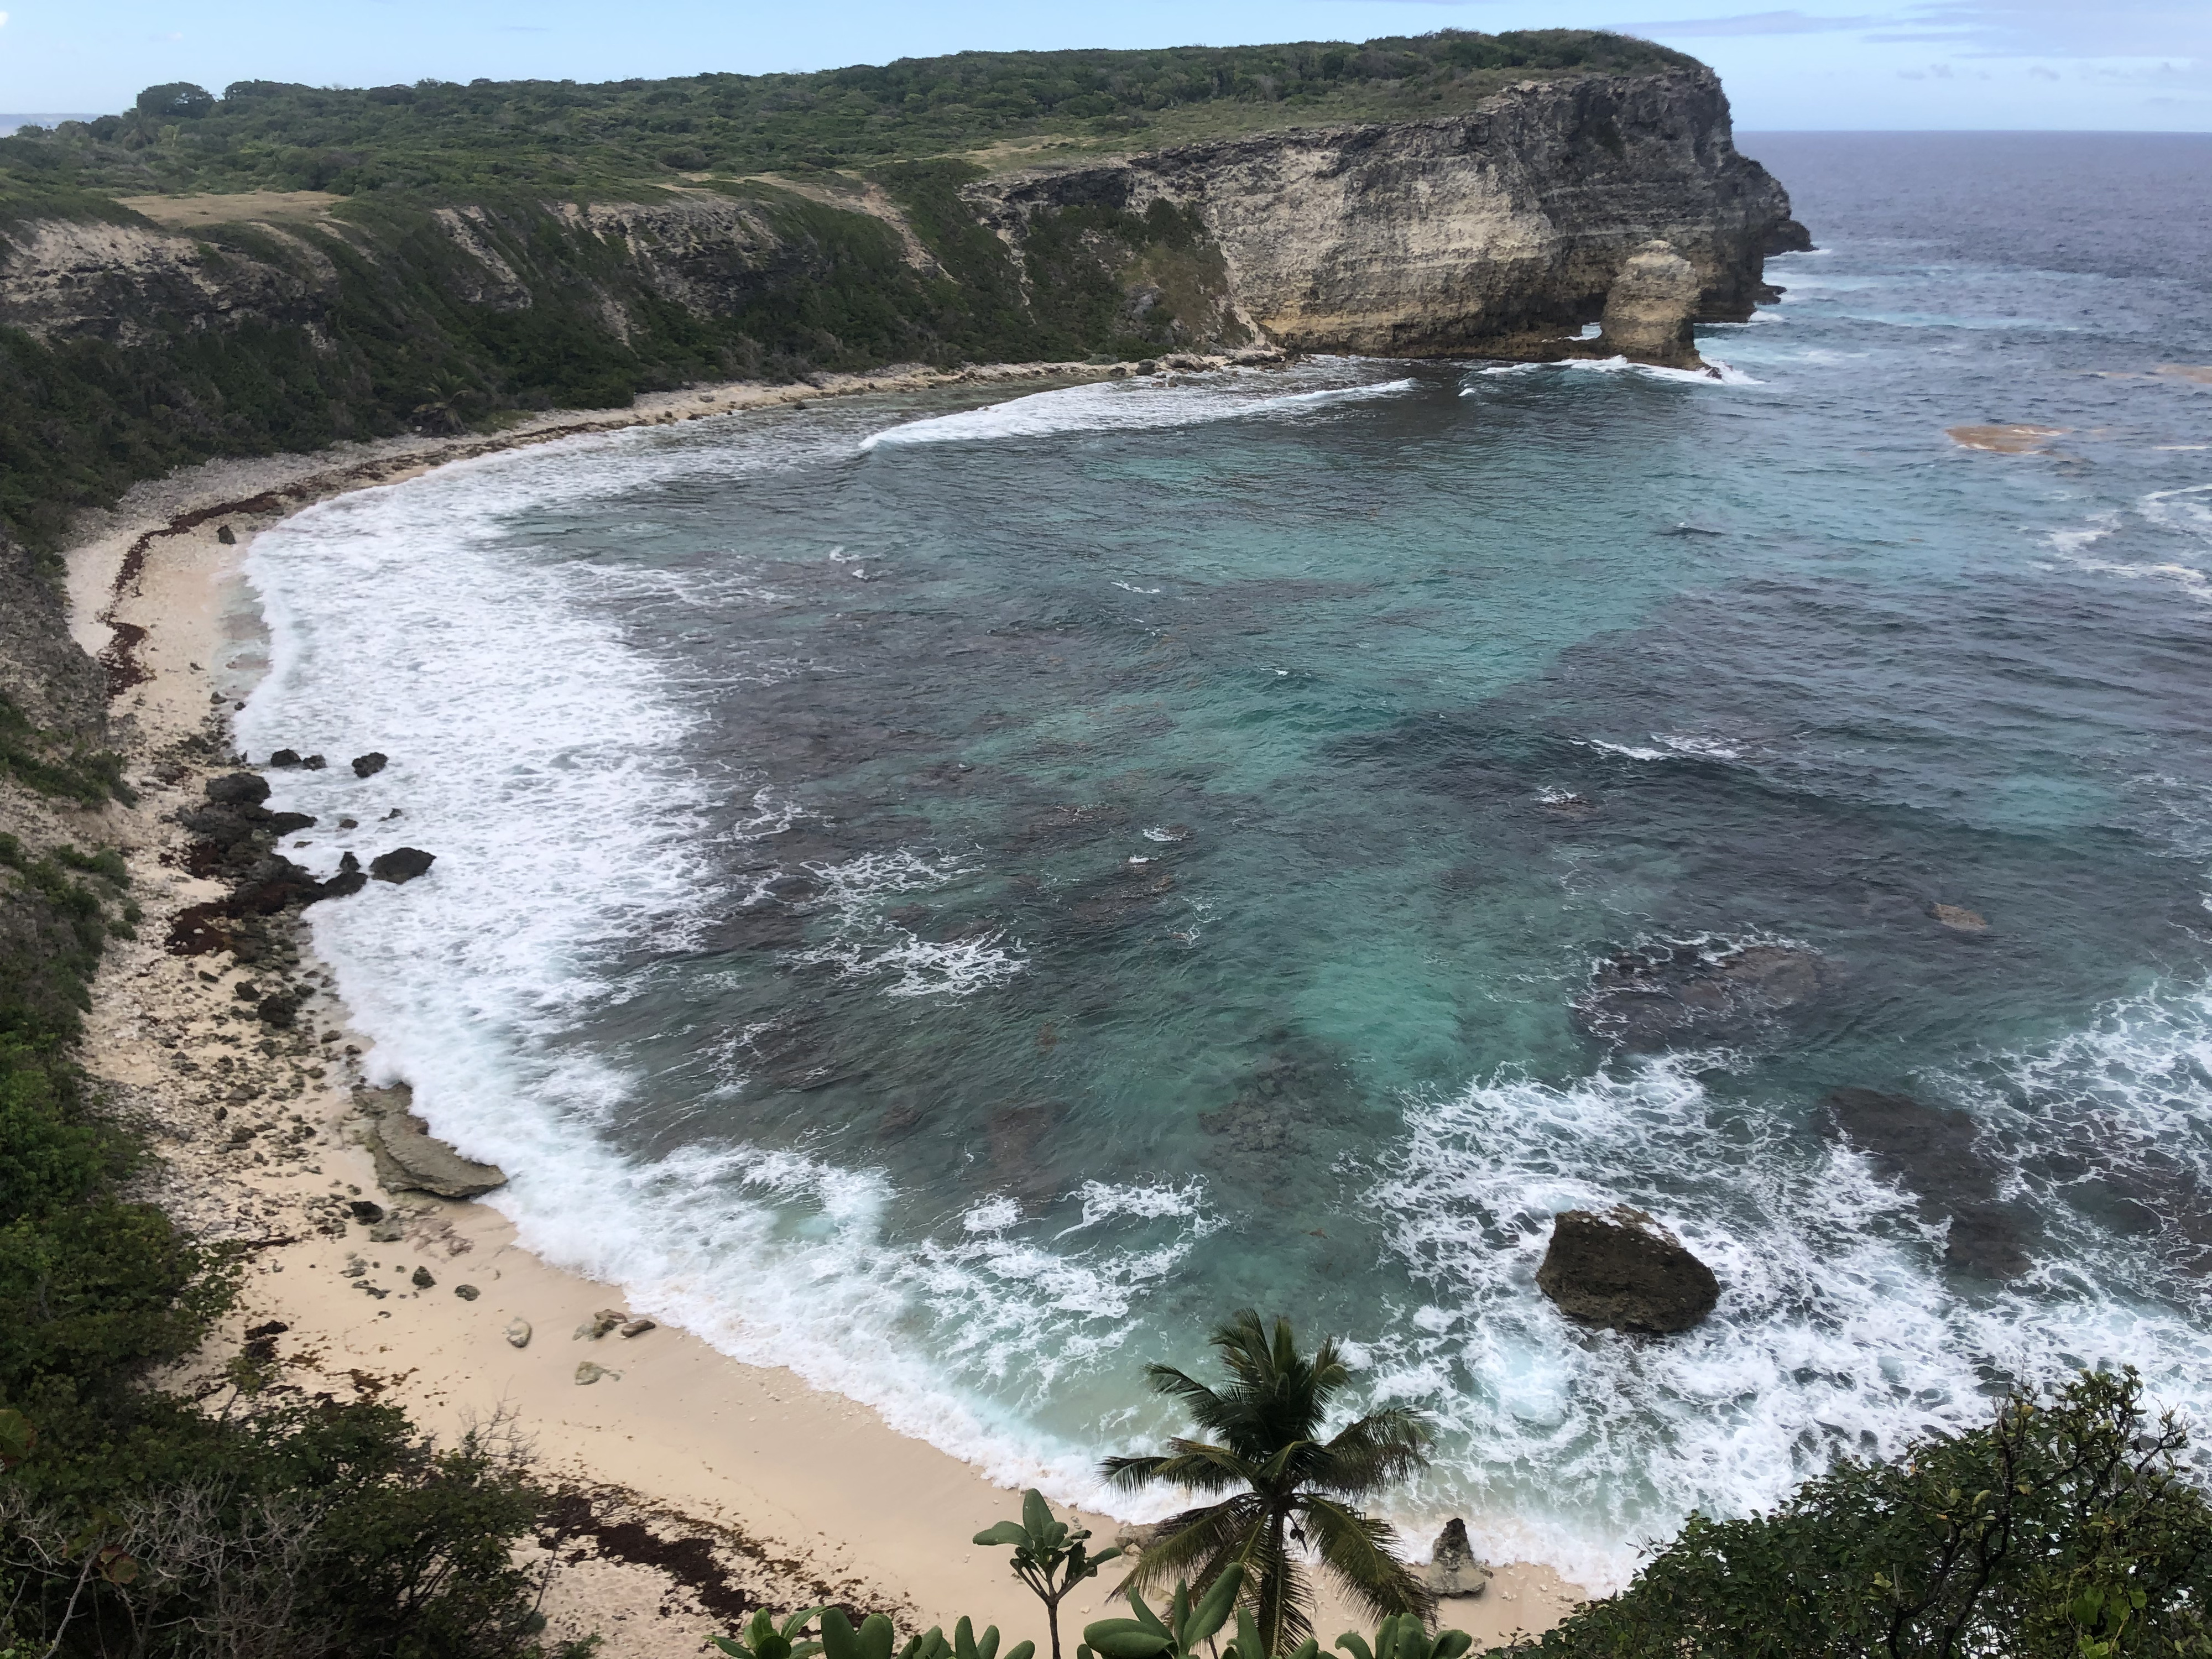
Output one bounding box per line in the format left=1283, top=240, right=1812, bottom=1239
left=55, top=360, right=1586, bottom=1657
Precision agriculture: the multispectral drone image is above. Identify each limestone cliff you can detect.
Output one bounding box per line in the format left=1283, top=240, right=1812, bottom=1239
left=966, top=66, right=1802, bottom=358
left=0, top=66, right=1805, bottom=548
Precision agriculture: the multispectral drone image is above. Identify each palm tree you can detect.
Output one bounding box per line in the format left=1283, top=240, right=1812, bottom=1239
left=1100, top=1310, right=1437, bottom=1656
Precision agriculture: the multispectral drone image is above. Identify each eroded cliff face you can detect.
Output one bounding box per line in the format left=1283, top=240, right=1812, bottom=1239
left=0, top=67, right=1805, bottom=548
left=0, top=69, right=1800, bottom=366
left=966, top=67, right=1802, bottom=358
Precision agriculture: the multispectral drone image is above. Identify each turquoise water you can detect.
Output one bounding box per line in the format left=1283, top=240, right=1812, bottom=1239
left=239, top=134, right=2212, bottom=1584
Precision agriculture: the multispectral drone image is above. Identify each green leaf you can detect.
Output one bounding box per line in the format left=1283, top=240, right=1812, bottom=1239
left=976, top=1521, right=1030, bottom=1547
left=858, top=1612, right=897, bottom=1659
left=1024, top=1489, right=1055, bottom=1537
left=1083, top=1622, right=1173, bottom=1659
left=821, top=1609, right=861, bottom=1659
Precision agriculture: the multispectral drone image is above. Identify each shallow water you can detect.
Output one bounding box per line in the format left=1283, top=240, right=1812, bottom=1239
left=239, top=133, right=2212, bottom=1586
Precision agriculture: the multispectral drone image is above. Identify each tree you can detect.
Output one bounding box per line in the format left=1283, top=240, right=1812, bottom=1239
left=1503, top=1368, right=2212, bottom=1658
left=133, top=83, right=215, bottom=120
left=1100, top=1310, right=1436, bottom=1656
left=975, top=1488, right=1121, bottom=1659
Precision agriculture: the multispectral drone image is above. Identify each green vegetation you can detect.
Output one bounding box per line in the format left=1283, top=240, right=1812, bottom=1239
left=716, top=1607, right=1034, bottom=1659
left=975, top=1489, right=1123, bottom=1659
left=1084, top=1564, right=1250, bottom=1659
left=0, top=695, right=131, bottom=807
left=1508, top=1366, right=2212, bottom=1658
left=0, top=815, right=584, bottom=1658
left=0, top=32, right=1692, bottom=205
left=1103, top=1311, right=1437, bottom=1652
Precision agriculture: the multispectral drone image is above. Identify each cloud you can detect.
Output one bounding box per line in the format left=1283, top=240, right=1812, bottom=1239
left=0, top=11, right=10, bottom=25
left=1618, top=9, right=1881, bottom=35
left=1894, top=0, right=2208, bottom=60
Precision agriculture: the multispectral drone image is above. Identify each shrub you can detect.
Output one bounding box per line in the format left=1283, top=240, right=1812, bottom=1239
left=1499, top=1368, right=2212, bottom=1658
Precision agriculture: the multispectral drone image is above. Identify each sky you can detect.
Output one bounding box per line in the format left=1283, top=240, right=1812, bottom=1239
left=2, top=0, right=2206, bottom=131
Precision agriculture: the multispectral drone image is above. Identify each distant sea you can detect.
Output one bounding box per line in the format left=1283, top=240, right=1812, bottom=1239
left=1, top=115, right=98, bottom=134
left=240, top=132, right=2212, bottom=1588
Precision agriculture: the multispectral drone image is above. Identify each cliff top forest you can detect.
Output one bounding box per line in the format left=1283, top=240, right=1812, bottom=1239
left=0, top=29, right=1694, bottom=215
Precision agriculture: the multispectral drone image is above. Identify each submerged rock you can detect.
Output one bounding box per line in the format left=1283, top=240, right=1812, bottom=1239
left=1823, top=1088, right=2032, bottom=1279
left=1931, top=902, right=1989, bottom=932
left=1423, top=1518, right=1491, bottom=1598
left=1536, top=1205, right=1719, bottom=1334
left=369, top=847, right=435, bottom=884
left=1597, top=239, right=1703, bottom=369
left=1574, top=940, right=1830, bottom=1048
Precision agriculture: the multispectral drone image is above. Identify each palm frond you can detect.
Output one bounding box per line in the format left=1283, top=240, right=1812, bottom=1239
left=1102, top=1441, right=1255, bottom=1496
left=1311, top=1407, right=1434, bottom=1497
left=1118, top=1495, right=1265, bottom=1601
left=1296, top=1495, right=1437, bottom=1625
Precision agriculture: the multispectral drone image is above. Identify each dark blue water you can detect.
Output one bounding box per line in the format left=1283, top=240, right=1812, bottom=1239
left=244, top=132, right=2212, bottom=1584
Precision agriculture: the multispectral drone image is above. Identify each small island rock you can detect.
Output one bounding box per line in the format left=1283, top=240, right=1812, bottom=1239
left=352, top=752, right=389, bottom=778
left=1536, top=1205, right=1719, bottom=1334
left=1423, top=1518, right=1491, bottom=1598
left=1597, top=239, right=1704, bottom=369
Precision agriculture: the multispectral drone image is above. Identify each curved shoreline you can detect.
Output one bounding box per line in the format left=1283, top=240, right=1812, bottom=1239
left=61, top=364, right=1587, bottom=1654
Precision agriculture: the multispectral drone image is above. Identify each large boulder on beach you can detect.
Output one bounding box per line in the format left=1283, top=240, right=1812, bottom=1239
left=1537, top=1205, right=1719, bottom=1333
left=1423, top=1518, right=1491, bottom=1598
left=356, top=1084, right=506, bottom=1198
left=206, top=772, right=270, bottom=805
left=1598, top=240, right=1704, bottom=369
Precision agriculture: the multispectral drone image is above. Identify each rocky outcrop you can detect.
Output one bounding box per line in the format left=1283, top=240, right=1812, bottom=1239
left=1537, top=1204, right=1719, bottom=1333
left=967, top=67, right=1798, bottom=358
left=353, top=1082, right=507, bottom=1198
left=368, top=846, right=435, bottom=884
left=1423, top=1519, right=1491, bottom=1598
left=1595, top=239, right=1702, bottom=368
left=0, top=531, right=105, bottom=735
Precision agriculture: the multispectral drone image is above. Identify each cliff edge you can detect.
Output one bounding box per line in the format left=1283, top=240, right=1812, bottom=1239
left=969, top=66, right=1804, bottom=358
left=0, top=64, right=1806, bottom=551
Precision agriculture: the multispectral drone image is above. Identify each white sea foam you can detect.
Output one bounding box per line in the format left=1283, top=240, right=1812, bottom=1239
left=2046, top=483, right=2212, bottom=604
left=787, top=848, right=1030, bottom=997
left=234, top=424, right=1237, bottom=1525
left=1371, top=1035, right=2212, bottom=1591
left=860, top=367, right=1416, bottom=449
left=1465, top=356, right=1762, bottom=388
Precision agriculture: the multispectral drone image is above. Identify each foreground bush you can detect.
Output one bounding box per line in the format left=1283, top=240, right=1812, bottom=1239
left=1503, top=1367, right=2212, bottom=1658
left=0, top=818, right=580, bottom=1659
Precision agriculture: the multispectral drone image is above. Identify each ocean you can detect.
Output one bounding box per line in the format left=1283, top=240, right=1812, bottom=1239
left=237, top=132, right=2212, bottom=1588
